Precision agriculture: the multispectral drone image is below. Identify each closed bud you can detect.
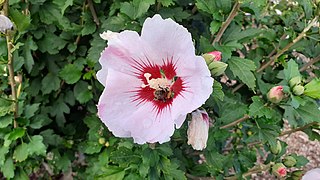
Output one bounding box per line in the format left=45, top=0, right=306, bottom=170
left=203, top=51, right=222, bottom=64
left=0, top=15, right=13, bottom=33
left=208, top=61, right=228, bottom=76
left=98, top=138, right=106, bottom=145
left=272, top=163, right=287, bottom=177
left=302, top=168, right=320, bottom=180
left=289, top=76, right=302, bottom=88
left=270, top=141, right=282, bottom=154
left=283, top=156, right=296, bottom=167
left=187, top=109, right=210, bottom=150
left=267, top=86, right=284, bottom=103
left=105, top=141, right=110, bottom=147
left=291, top=170, right=304, bottom=179
left=283, top=155, right=297, bottom=167
left=293, top=85, right=304, bottom=95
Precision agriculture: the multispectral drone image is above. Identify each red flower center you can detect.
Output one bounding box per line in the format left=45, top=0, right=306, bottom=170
left=130, top=57, right=185, bottom=114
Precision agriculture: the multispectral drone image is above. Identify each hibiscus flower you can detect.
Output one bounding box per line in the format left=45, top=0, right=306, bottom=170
left=97, top=14, right=213, bottom=144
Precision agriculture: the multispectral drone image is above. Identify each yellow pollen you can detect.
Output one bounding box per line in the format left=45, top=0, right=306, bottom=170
left=142, top=73, right=172, bottom=90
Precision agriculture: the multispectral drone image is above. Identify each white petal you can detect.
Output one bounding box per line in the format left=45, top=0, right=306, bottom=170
left=302, top=168, right=320, bottom=180
left=99, top=30, right=119, bottom=41
left=141, top=15, right=195, bottom=57
left=98, top=69, right=142, bottom=137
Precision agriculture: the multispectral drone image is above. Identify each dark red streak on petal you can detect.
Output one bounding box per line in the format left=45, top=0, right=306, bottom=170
left=130, top=57, right=185, bottom=115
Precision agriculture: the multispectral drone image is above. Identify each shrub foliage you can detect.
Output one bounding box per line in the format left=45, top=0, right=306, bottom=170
left=0, top=0, right=319, bottom=179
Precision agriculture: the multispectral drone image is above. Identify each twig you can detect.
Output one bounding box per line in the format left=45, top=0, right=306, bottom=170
left=186, top=173, right=215, bottom=180
left=4, top=0, right=18, bottom=128
left=220, top=115, right=250, bottom=129
left=225, top=163, right=273, bottom=180
left=256, top=16, right=318, bottom=73
left=280, top=122, right=318, bottom=137
left=87, top=0, right=100, bottom=26
left=299, top=55, right=320, bottom=72
left=231, top=16, right=319, bottom=93
left=212, top=1, right=241, bottom=44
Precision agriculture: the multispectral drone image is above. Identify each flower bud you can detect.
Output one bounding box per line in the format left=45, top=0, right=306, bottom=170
left=291, top=170, right=304, bottom=180
left=270, top=141, right=282, bottom=154
left=208, top=61, right=228, bottom=76
left=98, top=138, right=106, bottom=145
left=302, top=168, right=320, bottom=180
left=267, top=86, right=284, bottom=103
left=203, top=51, right=222, bottom=64
left=293, top=85, right=304, bottom=95
left=283, top=155, right=297, bottom=167
left=14, top=75, right=22, bottom=84
left=0, top=15, right=13, bottom=33
left=272, top=163, right=287, bottom=177
left=187, top=109, right=210, bottom=150
left=289, top=76, right=302, bottom=88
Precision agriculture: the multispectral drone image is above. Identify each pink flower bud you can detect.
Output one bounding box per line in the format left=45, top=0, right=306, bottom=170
left=267, top=86, right=284, bottom=103
left=208, top=51, right=222, bottom=61
left=202, top=51, right=222, bottom=65
left=187, top=109, right=210, bottom=150
left=272, top=163, right=287, bottom=177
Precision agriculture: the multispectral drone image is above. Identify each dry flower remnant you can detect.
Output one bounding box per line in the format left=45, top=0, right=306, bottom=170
left=0, top=14, right=13, bottom=33
left=187, top=109, right=210, bottom=150
left=97, top=14, right=213, bottom=144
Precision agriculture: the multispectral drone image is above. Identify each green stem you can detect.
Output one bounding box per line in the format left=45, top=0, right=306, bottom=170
left=3, top=0, right=18, bottom=128
left=212, top=1, right=240, bottom=44
left=220, top=114, right=250, bottom=129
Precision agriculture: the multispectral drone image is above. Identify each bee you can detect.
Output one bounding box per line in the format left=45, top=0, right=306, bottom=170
left=154, top=87, right=174, bottom=102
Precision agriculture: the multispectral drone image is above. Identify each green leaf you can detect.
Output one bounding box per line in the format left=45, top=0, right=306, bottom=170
left=27, top=135, right=47, bottom=156
left=210, top=21, right=221, bottom=35
left=296, top=0, right=313, bottom=19
left=53, top=0, right=73, bottom=15
left=22, top=36, right=38, bottom=73
left=249, top=96, right=274, bottom=118
left=158, top=7, right=190, bottom=22
left=291, top=154, right=309, bottom=167
left=212, top=81, right=224, bottom=101
left=304, top=78, right=320, bottom=99
left=24, top=103, right=40, bottom=119
left=38, top=33, right=67, bottom=54
left=0, top=146, right=9, bottom=166
left=195, top=0, right=216, bottom=15
left=30, top=114, right=52, bottom=129
left=0, top=115, right=13, bottom=128
left=158, top=0, right=174, bottom=7
left=283, top=59, right=300, bottom=81
left=120, top=0, right=155, bottom=19
left=2, top=157, right=15, bottom=179
left=74, top=81, right=93, bottom=104
left=10, top=9, right=31, bottom=32
left=96, top=166, right=125, bottom=180
left=256, top=125, right=279, bottom=147
left=295, top=101, right=320, bottom=123
left=228, top=57, right=256, bottom=90
left=0, top=99, right=13, bottom=117
left=59, top=64, right=82, bottom=84
left=13, top=143, right=29, bottom=162
left=55, top=154, right=71, bottom=172
left=8, top=127, right=26, bottom=140
left=217, top=95, right=248, bottom=125
left=41, top=73, right=61, bottom=94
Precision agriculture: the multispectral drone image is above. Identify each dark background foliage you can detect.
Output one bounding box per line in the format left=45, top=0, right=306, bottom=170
left=0, top=0, right=319, bottom=179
